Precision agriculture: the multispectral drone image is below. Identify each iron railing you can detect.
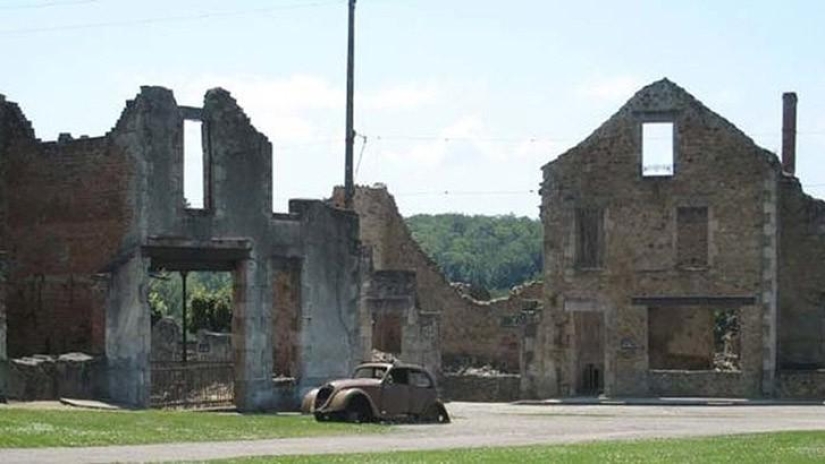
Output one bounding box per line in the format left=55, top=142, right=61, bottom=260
left=150, top=361, right=234, bottom=409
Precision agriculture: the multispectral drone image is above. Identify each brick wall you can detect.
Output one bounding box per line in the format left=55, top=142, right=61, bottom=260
left=2, top=116, right=134, bottom=356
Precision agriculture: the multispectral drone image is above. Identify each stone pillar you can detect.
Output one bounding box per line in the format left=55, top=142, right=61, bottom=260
left=233, top=255, right=275, bottom=412
left=105, top=253, right=151, bottom=407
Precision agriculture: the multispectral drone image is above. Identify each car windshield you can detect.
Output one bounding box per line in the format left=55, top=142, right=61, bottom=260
left=353, top=366, right=388, bottom=379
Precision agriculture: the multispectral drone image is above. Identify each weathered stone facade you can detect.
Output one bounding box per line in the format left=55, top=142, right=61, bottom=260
left=333, top=186, right=542, bottom=376
left=0, top=88, right=365, bottom=409
left=534, top=79, right=825, bottom=398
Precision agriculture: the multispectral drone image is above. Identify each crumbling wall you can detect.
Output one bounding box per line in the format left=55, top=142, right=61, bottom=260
left=333, top=186, right=539, bottom=374
left=777, top=178, right=825, bottom=369
left=0, top=86, right=366, bottom=411
left=0, top=97, right=133, bottom=358
left=291, top=199, right=364, bottom=394
left=537, top=79, right=777, bottom=397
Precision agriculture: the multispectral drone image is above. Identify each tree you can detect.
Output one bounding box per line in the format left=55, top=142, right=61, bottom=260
left=405, top=214, right=542, bottom=296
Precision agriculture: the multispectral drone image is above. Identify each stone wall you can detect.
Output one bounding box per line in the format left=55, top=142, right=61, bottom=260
left=442, top=373, right=521, bottom=402
left=333, top=186, right=541, bottom=374
left=648, top=370, right=748, bottom=397
left=777, top=179, right=825, bottom=369
left=537, top=79, right=778, bottom=398
left=776, top=370, right=825, bottom=398
left=0, top=252, right=6, bottom=400
left=7, top=352, right=104, bottom=401
left=1, top=88, right=367, bottom=410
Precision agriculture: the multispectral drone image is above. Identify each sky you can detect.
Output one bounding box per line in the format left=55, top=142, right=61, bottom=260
left=2, top=0, right=824, bottom=218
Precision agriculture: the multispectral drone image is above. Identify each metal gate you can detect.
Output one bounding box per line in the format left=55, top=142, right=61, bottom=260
left=150, top=361, right=234, bottom=409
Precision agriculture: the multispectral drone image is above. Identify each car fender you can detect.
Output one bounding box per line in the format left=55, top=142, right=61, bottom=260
left=327, top=388, right=379, bottom=416
left=300, top=388, right=320, bottom=414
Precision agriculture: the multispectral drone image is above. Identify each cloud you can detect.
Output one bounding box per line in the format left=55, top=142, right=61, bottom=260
left=577, top=75, right=642, bottom=102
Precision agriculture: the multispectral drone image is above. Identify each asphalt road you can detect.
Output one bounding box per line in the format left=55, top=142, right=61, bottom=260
left=3, top=401, right=825, bottom=463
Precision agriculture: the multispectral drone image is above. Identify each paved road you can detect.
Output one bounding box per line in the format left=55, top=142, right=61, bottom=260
left=3, top=402, right=825, bottom=463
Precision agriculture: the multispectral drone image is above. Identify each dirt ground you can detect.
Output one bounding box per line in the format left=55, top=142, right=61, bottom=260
left=3, top=401, right=825, bottom=463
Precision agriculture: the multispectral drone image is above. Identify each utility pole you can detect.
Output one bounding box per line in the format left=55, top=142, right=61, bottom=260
left=344, top=0, right=356, bottom=209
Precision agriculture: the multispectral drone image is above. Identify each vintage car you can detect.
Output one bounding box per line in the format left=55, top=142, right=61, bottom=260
left=301, top=361, right=450, bottom=423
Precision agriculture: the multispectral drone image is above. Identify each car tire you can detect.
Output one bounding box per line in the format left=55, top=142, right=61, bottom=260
left=344, top=396, right=373, bottom=423
left=423, top=403, right=450, bottom=424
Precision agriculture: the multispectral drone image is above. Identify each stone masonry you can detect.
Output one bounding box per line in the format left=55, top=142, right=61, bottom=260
left=534, top=78, right=825, bottom=398
left=0, top=88, right=365, bottom=409
left=332, top=186, right=542, bottom=376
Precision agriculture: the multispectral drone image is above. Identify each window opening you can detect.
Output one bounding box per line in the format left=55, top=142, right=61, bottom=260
left=576, top=208, right=603, bottom=268
left=642, top=122, right=674, bottom=177
left=183, top=120, right=205, bottom=209
left=648, top=306, right=740, bottom=371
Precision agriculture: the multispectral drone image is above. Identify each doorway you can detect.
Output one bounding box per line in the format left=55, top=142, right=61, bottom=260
left=573, top=310, right=605, bottom=395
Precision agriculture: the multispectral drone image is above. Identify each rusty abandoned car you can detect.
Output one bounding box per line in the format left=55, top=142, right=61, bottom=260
left=301, top=362, right=450, bottom=423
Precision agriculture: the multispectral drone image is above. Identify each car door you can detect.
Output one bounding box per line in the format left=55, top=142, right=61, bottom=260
left=409, top=368, right=437, bottom=415
left=380, top=367, right=410, bottom=418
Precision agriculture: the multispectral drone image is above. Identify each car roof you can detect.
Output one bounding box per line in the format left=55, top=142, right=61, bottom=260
left=356, top=362, right=431, bottom=373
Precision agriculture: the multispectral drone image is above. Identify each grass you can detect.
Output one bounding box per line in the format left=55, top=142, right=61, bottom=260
left=212, top=431, right=825, bottom=463
left=0, top=407, right=381, bottom=448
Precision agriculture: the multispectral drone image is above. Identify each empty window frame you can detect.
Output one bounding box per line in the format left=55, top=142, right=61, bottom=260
left=183, top=120, right=205, bottom=209
left=576, top=208, right=603, bottom=269
left=642, top=122, right=674, bottom=177
left=647, top=306, right=740, bottom=371
left=676, top=207, right=709, bottom=268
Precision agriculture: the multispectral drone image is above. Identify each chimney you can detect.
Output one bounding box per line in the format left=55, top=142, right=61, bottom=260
left=782, top=92, right=798, bottom=175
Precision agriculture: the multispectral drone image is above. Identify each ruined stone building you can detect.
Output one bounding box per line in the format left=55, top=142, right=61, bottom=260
left=0, top=88, right=366, bottom=409
left=529, top=78, right=825, bottom=398
left=333, top=186, right=542, bottom=382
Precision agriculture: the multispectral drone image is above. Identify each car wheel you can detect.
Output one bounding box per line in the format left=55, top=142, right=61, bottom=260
left=344, top=396, right=373, bottom=423
left=423, top=403, right=450, bottom=424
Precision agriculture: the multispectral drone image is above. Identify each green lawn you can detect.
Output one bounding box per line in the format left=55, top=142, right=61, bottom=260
left=0, top=408, right=380, bottom=448
left=214, top=431, right=825, bottom=464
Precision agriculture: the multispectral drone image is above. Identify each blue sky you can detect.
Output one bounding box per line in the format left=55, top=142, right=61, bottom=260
left=2, top=0, right=824, bottom=218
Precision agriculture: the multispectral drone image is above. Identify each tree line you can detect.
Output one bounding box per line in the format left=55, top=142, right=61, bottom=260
left=405, top=213, right=542, bottom=297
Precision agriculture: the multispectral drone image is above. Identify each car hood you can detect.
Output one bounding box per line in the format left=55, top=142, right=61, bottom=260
left=327, top=378, right=381, bottom=390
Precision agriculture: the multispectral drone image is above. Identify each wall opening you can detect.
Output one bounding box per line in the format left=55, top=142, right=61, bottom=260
left=183, top=120, right=205, bottom=209
left=713, top=308, right=740, bottom=371
left=272, top=259, right=302, bottom=378
left=648, top=306, right=740, bottom=371
left=676, top=207, right=709, bottom=268
left=373, top=311, right=402, bottom=355
left=573, top=310, right=605, bottom=395
left=575, top=208, right=603, bottom=269
left=148, top=270, right=235, bottom=408
left=642, top=122, right=674, bottom=177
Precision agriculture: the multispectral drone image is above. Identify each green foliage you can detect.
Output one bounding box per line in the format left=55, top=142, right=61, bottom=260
left=190, top=287, right=233, bottom=333
left=148, top=271, right=233, bottom=331
left=405, top=214, right=542, bottom=295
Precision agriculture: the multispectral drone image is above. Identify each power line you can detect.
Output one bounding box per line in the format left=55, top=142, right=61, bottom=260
left=0, top=0, right=344, bottom=35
